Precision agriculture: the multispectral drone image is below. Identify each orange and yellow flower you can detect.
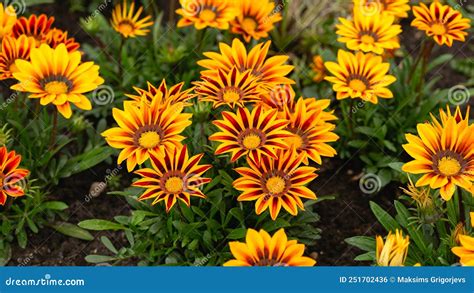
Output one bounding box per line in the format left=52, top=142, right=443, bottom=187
left=452, top=234, right=474, bottom=266
left=11, top=44, right=104, bottom=118
left=336, top=10, right=401, bottom=55
left=0, top=3, right=16, bottom=41
left=353, top=0, right=410, bottom=19
left=102, top=99, right=192, bottom=172
left=198, top=38, right=294, bottom=88
left=311, top=55, right=326, bottom=83
left=44, top=28, right=80, bottom=52
left=125, top=79, right=195, bottom=108
left=194, top=67, right=263, bottom=109
left=176, top=0, right=237, bottom=30
left=111, top=0, right=153, bottom=38
left=411, top=1, right=471, bottom=47
left=234, top=148, right=317, bottom=220
left=230, top=0, right=282, bottom=42
left=376, top=229, right=410, bottom=266
left=12, top=14, right=54, bottom=45
left=224, top=228, right=316, bottom=266
left=0, top=35, right=35, bottom=80
left=402, top=106, right=474, bottom=201
left=133, top=145, right=211, bottom=212
left=324, top=50, right=396, bottom=104
left=209, top=106, right=291, bottom=163
left=0, top=146, right=29, bottom=206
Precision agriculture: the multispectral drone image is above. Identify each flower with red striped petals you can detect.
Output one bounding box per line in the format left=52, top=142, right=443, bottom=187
left=125, top=79, right=195, bottom=108
left=224, top=228, right=316, bottom=266
left=209, top=106, right=291, bottom=163
left=0, top=146, right=29, bottom=205
left=194, top=67, right=264, bottom=109
left=44, top=28, right=80, bottom=52
left=133, top=145, right=211, bottom=212
left=411, top=1, right=470, bottom=47
left=0, top=35, right=35, bottom=80
left=0, top=3, right=16, bottom=41
left=12, top=14, right=54, bottom=45
left=233, top=148, right=317, bottom=220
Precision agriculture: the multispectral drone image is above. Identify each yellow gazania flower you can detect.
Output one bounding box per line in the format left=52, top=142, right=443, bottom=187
left=230, top=0, right=282, bottom=42
left=176, top=0, right=237, bottom=30
left=336, top=10, right=401, bottom=55
left=411, top=1, right=470, bottom=47
left=44, top=28, right=80, bottom=52
left=324, top=50, right=396, bottom=104
left=111, top=0, right=153, bottom=38
left=224, top=228, right=316, bottom=266
left=125, top=79, right=195, bottom=108
left=311, top=55, right=326, bottom=83
left=0, top=35, right=35, bottom=80
left=198, top=38, right=294, bottom=88
left=194, top=67, right=263, bottom=109
left=400, top=177, right=433, bottom=209
left=133, top=145, right=211, bottom=212
left=102, top=99, right=192, bottom=172
left=12, top=14, right=55, bottom=45
left=0, top=3, right=16, bottom=41
left=402, top=106, right=474, bottom=201
left=376, top=229, right=410, bottom=266
left=452, top=234, right=474, bottom=266
left=209, top=106, right=291, bottom=163
left=471, top=212, right=474, bottom=228
left=234, top=148, right=317, bottom=220
left=11, top=44, right=104, bottom=119
left=353, top=0, right=410, bottom=19
left=283, top=98, right=339, bottom=165
left=0, top=146, right=29, bottom=206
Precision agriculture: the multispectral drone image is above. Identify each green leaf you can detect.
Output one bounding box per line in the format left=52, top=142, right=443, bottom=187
left=0, top=242, right=12, bottom=266
left=394, top=201, right=410, bottom=228
left=100, top=236, right=118, bottom=254
left=262, top=218, right=290, bottom=232
left=60, top=147, right=115, bottom=178
left=42, top=201, right=68, bottom=211
left=370, top=201, right=400, bottom=232
left=51, top=222, right=94, bottom=241
left=85, top=255, right=117, bottom=263
left=78, top=219, right=126, bottom=231
left=354, top=251, right=376, bottom=261
left=16, top=229, right=27, bottom=249
left=227, top=228, right=247, bottom=240
left=345, top=236, right=375, bottom=252
left=388, top=162, right=404, bottom=173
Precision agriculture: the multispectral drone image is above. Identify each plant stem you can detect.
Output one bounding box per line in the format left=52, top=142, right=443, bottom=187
left=458, top=190, right=465, bottom=224
left=348, top=99, right=354, bottom=139
left=415, top=40, right=435, bottom=95
left=407, top=40, right=426, bottom=84
left=118, top=37, right=125, bottom=84
left=50, top=109, right=58, bottom=147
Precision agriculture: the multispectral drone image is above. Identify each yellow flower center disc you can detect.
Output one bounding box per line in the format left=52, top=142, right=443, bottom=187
left=222, top=89, right=241, bottom=103
left=138, top=131, right=161, bottom=149
left=242, top=133, right=261, bottom=150
left=44, top=81, right=69, bottom=95
left=431, top=23, right=446, bottom=35
left=349, top=79, right=367, bottom=92
left=360, top=34, right=375, bottom=44
left=118, top=21, right=134, bottom=35
left=242, top=17, right=257, bottom=32
left=165, top=176, right=184, bottom=194
left=437, top=156, right=461, bottom=176
left=286, top=133, right=304, bottom=150
left=199, top=9, right=216, bottom=22
left=266, top=176, right=286, bottom=195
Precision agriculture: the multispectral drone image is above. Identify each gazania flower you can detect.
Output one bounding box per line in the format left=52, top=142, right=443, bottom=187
left=12, top=14, right=54, bottom=45
left=194, top=67, right=263, bottom=109
left=230, top=0, right=282, bottom=42
left=111, top=0, right=153, bottom=38
left=11, top=44, right=103, bottom=118
left=452, top=235, right=474, bottom=266
left=336, top=11, right=401, bottom=55
left=133, top=145, right=211, bottom=212
left=44, top=28, right=80, bottom=52
left=402, top=106, right=474, bottom=201
left=198, top=38, right=294, bottom=87
left=324, top=50, right=396, bottom=104
left=0, top=35, right=35, bottom=80
left=176, top=0, right=237, bottom=30
left=311, top=55, right=326, bottom=83
left=224, top=228, right=316, bottom=266
left=125, top=79, right=195, bottom=108
left=0, top=146, right=29, bottom=206
left=102, top=99, right=192, bottom=172
left=0, top=3, right=16, bottom=41
left=209, top=106, right=290, bottom=162
left=376, top=229, right=410, bottom=266
left=234, top=148, right=317, bottom=220
left=283, top=98, right=338, bottom=165
left=353, top=0, right=410, bottom=19
left=411, top=1, right=471, bottom=47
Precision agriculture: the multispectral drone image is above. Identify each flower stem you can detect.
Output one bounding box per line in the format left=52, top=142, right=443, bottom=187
left=49, top=109, right=58, bottom=147
left=118, top=37, right=125, bottom=84
left=458, top=190, right=465, bottom=224
left=348, top=99, right=354, bottom=139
